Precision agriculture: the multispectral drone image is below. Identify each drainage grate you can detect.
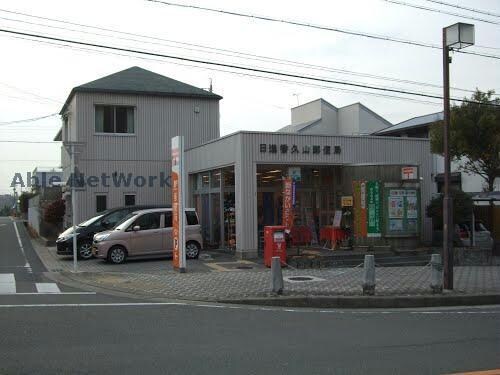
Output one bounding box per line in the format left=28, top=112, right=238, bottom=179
left=288, top=276, right=314, bottom=281
left=236, top=265, right=253, bottom=269
left=284, top=275, right=326, bottom=283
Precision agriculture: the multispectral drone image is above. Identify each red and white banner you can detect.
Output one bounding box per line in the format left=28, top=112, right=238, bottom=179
left=172, top=136, right=186, bottom=272
left=282, top=177, right=294, bottom=230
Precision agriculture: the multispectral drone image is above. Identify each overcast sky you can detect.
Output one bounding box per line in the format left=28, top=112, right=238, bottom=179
left=0, top=0, right=499, bottom=195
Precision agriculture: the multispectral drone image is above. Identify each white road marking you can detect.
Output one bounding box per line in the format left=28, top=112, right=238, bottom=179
left=35, top=283, right=61, bottom=293
left=0, top=302, right=188, bottom=308
left=13, top=222, right=30, bottom=268
left=0, top=302, right=498, bottom=315
left=0, top=273, right=16, bottom=294
left=0, top=292, right=96, bottom=296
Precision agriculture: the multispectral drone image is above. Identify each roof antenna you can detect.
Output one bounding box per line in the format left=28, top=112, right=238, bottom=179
left=292, top=93, right=300, bottom=106
left=209, top=78, right=213, bottom=92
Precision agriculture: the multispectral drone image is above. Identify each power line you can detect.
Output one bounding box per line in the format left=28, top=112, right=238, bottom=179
left=1, top=13, right=493, bottom=96
left=3, top=27, right=500, bottom=108
left=3, top=23, right=456, bottom=99
left=0, top=113, right=58, bottom=126
left=422, top=0, right=500, bottom=18
left=143, top=0, right=500, bottom=60
left=2, top=28, right=499, bottom=109
left=6, top=32, right=447, bottom=107
left=0, top=81, right=62, bottom=103
left=382, top=0, right=500, bottom=25
left=2, top=9, right=498, bottom=98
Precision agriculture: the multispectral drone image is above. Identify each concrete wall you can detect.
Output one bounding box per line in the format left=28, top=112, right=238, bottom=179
left=28, top=195, right=40, bottom=235
left=338, top=105, right=359, bottom=135
left=358, top=105, right=391, bottom=134
left=291, top=99, right=322, bottom=126
left=299, top=101, right=339, bottom=135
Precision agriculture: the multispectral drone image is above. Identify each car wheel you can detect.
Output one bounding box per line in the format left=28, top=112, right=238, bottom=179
left=78, top=241, right=93, bottom=260
left=186, top=241, right=200, bottom=259
left=108, top=246, right=127, bottom=264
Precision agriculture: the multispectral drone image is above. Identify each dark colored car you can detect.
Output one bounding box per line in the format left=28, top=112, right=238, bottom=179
left=56, top=205, right=170, bottom=259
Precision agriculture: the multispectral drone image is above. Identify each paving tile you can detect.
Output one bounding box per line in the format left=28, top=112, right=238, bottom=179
left=34, top=244, right=500, bottom=300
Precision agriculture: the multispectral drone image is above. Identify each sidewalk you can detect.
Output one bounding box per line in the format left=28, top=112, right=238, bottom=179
left=32, top=239, right=500, bottom=304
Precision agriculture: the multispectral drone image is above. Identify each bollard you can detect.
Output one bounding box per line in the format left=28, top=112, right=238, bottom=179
left=270, top=256, right=284, bottom=295
left=362, top=254, right=376, bottom=296
left=430, top=253, right=443, bottom=294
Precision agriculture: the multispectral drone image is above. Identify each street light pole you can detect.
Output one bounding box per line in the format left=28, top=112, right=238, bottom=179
left=70, top=143, right=77, bottom=273
left=442, top=27, right=453, bottom=290
left=63, top=141, right=85, bottom=273
left=441, top=23, right=475, bottom=291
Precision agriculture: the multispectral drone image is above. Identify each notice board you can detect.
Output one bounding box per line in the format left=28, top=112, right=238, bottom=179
left=383, top=187, right=420, bottom=236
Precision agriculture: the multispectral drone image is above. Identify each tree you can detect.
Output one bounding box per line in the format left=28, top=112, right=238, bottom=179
left=43, top=199, right=65, bottom=224
left=18, top=192, right=35, bottom=214
left=430, top=90, right=500, bottom=192
left=426, top=190, right=473, bottom=229
left=0, top=205, right=11, bottom=216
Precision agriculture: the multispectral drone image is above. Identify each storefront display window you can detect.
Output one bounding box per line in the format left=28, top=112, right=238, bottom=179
left=191, top=166, right=235, bottom=249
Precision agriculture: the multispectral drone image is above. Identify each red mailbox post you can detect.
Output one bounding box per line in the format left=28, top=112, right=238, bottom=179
left=264, top=226, right=287, bottom=267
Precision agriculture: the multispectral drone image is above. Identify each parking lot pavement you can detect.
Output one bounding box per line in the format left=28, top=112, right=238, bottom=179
left=32, top=240, right=266, bottom=275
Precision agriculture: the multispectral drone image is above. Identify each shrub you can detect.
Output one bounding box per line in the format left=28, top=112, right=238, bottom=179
left=44, top=199, right=65, bottom=224
left=426, top=190, right=473, bottom=229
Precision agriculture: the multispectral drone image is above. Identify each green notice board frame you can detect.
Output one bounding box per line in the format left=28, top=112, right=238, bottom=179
left=383, top=186, right=421, bottom=237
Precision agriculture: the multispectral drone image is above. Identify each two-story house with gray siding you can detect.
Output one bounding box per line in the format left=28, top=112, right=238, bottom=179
left=54, top=66, right=221, bottom=226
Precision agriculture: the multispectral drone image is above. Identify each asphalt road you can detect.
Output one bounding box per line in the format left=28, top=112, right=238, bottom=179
left=1, top=216, right=499, bottom=375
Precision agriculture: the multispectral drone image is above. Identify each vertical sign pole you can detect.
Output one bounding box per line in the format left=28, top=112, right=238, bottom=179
left=172, top=136, right=186, bottom=273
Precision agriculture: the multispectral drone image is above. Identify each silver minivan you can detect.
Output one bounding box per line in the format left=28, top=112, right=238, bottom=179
left=92, top=208, right=203, bottom=264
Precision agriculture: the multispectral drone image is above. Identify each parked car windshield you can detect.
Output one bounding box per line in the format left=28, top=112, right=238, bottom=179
left=114, top=212, right=138, bottom=229
left=77, top=214, right=105, bottom=227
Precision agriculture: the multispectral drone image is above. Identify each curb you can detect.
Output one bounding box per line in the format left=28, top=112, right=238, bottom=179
left=50, top=271, right=500, bottom=309
left=219, top=294, right=500, bottom=308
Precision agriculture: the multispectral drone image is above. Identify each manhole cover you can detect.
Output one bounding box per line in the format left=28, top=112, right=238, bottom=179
left=236, top=265, right=253, bottom=269
left=288, top=276, right=314, bottom=281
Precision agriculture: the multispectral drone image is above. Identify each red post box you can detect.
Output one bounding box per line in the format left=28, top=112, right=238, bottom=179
left=264, top=225, right=287, bottom=267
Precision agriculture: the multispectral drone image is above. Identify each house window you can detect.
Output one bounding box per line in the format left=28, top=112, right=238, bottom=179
left=124, top=194, right=136, bottom=206
left=96, top=195, right=107, bottom=212
left=95, top=105, right=134, bottom=134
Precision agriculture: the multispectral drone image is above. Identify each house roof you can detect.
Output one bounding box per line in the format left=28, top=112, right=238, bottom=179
left=375, top=111, right=443, bottom=135
left=60, top=66, right=222, bottom=114
left=53, top=128, right=62, bottom=141
left=277, top=119, right=321, bottom=133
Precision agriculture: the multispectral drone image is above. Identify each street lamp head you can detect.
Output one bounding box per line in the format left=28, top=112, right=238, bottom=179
left=445, top=23, right=475, bottom=50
